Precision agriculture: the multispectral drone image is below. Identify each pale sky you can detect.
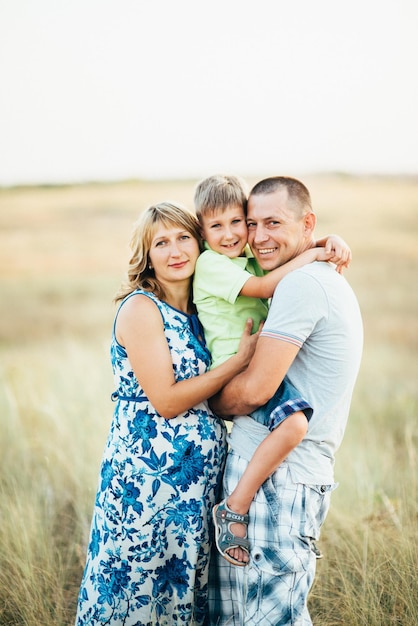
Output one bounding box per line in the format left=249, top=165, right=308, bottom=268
left=0, top=0, right=417, bottom=185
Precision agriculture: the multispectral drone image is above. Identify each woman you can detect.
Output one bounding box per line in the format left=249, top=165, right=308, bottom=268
left=75, top=202, right=257, bottom=626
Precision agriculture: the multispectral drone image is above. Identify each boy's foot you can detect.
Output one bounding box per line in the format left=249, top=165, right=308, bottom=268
left=212, top=500, right=250, bottom=566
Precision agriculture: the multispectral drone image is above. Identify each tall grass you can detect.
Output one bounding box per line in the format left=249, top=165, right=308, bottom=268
left=0, top=342, right=112, bottom=624
left=0, top=176, right=417, bottom=624
left=310, top=386, right=418, bottom=625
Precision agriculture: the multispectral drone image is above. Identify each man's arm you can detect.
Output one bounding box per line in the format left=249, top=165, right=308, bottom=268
left=210, top=335, right=300, bottom=416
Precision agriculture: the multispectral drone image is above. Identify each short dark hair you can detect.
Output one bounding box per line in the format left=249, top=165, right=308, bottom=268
left=250, top=176, right=312, bottom=215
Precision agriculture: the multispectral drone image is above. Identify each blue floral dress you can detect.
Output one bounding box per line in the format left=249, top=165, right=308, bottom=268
left=75, top=290, right=227, bottom=626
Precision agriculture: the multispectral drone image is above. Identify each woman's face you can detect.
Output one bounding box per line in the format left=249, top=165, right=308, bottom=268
left=148, top=223, right=200, bottom=285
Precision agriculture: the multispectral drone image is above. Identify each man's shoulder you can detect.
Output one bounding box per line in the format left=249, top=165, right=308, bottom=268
left=283, top=261, right=335, bottom=283
left=270, top=262, right=334, bottom=309
left=273, top=261, right=359, bottom=315
left=275, top=261, right=320, bottom=285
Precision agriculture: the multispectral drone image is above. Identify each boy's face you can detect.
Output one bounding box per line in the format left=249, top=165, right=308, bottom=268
left=200, top=205, right=248, bottom=259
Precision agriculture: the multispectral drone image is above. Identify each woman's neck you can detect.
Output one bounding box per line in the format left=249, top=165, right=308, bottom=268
left=160, top=281, right=193, bottom=314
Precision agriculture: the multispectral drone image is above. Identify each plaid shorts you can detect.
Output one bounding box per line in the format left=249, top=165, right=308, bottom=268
left=208, top=452, right=334, bottom=626
left=250, top=376, right=313, bottom=431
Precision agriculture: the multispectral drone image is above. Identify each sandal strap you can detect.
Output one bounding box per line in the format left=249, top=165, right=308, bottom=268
left=216, top=501, right=249, bottom=525
left=220, top=532, right=251, bottom=551
left=213, top=500, right=251, bottom=566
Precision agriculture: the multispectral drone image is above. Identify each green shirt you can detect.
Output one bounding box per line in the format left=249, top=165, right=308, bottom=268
left=193, top=244, right=269, bottom=369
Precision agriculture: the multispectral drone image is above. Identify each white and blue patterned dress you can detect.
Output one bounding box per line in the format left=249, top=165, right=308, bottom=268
left=75, top=290, right=227, bottom=626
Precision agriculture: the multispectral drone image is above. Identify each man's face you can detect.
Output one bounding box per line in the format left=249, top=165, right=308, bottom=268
left=247, top=189, right=312, bottom=270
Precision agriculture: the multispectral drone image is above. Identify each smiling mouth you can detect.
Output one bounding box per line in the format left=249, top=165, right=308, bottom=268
left=222, top=241, right=240, bottom=248
left=257, top=247, right=276, bottom=255
left=170, top=261, right=188, bottom=268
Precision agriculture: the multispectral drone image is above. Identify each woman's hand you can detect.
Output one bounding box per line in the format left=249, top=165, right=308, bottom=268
left=235, top=318, right=263, bottom=370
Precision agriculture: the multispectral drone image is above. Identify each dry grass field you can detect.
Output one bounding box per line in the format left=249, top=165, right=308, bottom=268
left=0, top=175, right=417, bottom=625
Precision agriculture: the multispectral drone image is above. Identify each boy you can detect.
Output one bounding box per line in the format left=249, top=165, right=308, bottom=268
left=193, top=174, right=350, bottom=566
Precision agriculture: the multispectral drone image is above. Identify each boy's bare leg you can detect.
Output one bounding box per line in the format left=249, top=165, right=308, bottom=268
left=222, top=411, right=308, bottom=563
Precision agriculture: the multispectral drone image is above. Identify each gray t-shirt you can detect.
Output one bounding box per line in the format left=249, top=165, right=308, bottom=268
left=260, top=261, right=363, bottom=484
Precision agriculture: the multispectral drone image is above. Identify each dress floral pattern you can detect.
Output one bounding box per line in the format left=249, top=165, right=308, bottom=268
left=75, top=290, right=227, bottom=626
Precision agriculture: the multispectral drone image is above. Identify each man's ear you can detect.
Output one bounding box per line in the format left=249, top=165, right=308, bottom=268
left=303, top=211, right=316, bottom=235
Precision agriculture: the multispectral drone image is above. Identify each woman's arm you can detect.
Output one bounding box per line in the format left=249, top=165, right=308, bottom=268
left=116, top=294, right=259, bottom=419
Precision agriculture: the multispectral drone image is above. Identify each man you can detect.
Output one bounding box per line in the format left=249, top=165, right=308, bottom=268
left=208, top=176, right=363, bottom=625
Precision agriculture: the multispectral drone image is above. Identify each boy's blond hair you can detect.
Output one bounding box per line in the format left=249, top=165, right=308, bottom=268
left=194, top=174, right=248, bottom=222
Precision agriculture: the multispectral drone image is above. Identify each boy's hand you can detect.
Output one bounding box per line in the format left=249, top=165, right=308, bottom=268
left=324, top=234, right=352, bottom=274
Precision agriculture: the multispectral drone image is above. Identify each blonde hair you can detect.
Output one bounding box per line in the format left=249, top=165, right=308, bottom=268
left=114, top=202, right=201, bottom=303
left=194, top=174, right=248, bottom=222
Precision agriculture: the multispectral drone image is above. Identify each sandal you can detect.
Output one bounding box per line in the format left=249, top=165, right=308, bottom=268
left=212, top=499, right=250, bottom=567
